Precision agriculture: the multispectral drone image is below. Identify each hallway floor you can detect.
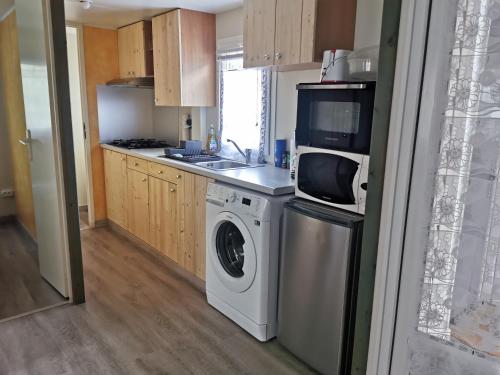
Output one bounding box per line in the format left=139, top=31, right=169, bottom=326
left=0, top=226, right=314, bottom=374
left=0, top=221, right=65, bottom=321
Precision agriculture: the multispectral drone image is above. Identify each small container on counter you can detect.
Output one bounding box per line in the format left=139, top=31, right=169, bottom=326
left=275, top=139, right=286, bottom=168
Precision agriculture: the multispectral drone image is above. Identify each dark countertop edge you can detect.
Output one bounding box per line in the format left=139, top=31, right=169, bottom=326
left=100, top=144, right=295, bottom=196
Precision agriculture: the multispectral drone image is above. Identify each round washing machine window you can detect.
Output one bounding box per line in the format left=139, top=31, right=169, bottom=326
left=209, top=212, right=257, bottom=293
left=216, top=222, right=245, bottom=278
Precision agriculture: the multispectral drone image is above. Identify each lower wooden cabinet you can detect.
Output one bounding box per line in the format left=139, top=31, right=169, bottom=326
left=105, top=149, right=212, bottom=281
left=103, top=149, right=128, bottom=229
left=127, top=169, right=150, bottom=244
left=178, top=173, right=212, bottom=280
left=149, top=176, right=179, bottom=262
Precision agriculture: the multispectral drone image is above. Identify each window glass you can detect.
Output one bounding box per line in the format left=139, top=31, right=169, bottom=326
left=218, top=56, right=270, bottom=162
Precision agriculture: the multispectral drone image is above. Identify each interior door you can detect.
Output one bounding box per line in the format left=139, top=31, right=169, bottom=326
left=15, top=0, right=68, bottom=297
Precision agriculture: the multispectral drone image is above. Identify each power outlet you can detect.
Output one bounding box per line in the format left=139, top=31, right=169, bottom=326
left=0, top=189, right=15, bottom=198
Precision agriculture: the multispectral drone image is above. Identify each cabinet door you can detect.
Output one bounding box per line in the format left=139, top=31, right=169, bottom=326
left=193, top=175, right=212, bottom=280
left=178, top=172, right=212, bottom=280
left=127, top=169, right=150, bottom=243
left=149, top=177, right=178, bottom=262
left=152, top=11, right=182, bottom=106
left=104, top=150, right=128, bottom=228
left=274, top=0, right=303, bottom=66
left=300, top=0, right=318, bottom=63
left=243, top=0, right=277, bottom=68
left=118, top=26, right=133, bottom=78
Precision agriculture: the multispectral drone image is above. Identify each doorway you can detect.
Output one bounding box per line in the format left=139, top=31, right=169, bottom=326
left=0, top=0, right=85, bottom=321
left=66, top=25, right=93, bottom=231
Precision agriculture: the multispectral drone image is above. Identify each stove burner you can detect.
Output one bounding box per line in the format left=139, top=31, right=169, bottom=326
left=110, top=139, right=172, bottom=149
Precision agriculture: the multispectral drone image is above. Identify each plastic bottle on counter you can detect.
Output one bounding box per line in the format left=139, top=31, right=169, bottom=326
left=207, top=125, right=218, bottom=154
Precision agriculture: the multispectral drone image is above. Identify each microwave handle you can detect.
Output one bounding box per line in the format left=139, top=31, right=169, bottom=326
left=296, top=83, right=367, bottom=90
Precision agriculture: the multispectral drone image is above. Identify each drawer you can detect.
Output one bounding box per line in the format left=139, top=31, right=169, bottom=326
left=148, top=161, right=181, bottom=183
left=127, top=156, right=148, bottom=173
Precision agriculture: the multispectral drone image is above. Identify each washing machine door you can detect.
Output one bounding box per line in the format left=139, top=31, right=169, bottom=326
left=209, top=212, right=257, bottom=293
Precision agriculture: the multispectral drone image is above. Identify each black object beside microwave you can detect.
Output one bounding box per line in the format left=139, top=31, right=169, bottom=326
left=295, top=82, right=376, bottom=155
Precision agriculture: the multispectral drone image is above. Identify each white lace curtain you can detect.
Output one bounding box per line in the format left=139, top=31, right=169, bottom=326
left=411, top=0, right=500, bottom=372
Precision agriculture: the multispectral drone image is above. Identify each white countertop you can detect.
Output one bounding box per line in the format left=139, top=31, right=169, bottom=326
left=101, top=144, right=295, bottom=196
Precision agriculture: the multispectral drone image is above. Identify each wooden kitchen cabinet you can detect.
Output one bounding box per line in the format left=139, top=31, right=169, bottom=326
left=178, top=172, right=213, bottom=280
left=104, top=149, right=128, bottom=229
left=243, top=0, right=277, bottom=68
left=152, top=9, right=216, bottom=107
left=149, top=176, right=179, bottom=263
left=243, top=0, right=357, bottom=68
left=118, top=21, right=153, bottom=78
left=104, top=149, right=212, bottom=281
left=127, top=169, right=150, bottom=243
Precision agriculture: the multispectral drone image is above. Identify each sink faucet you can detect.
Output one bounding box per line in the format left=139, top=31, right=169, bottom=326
left=227, top=139, right=252, bottom=164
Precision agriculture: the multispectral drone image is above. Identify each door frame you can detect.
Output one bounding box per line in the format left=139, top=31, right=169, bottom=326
left=46, top=0, right=85, bottom=303
left=365, top=0, right=431, bottom=373
left=65, top=21, right=95, bottom=229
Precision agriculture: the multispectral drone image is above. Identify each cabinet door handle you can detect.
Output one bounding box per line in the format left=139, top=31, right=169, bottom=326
left=158, top=170, right=163, bottom=174
left=142, top=178, right=147, bottom=182
left=121, top=157, right=126, bottom=161
left=263, top=53, right=270, bottom=60
left=170, top=188, right=176, bottom=192
left=176, top=174, right=182, bottom=179
left=135, top=162, right=139, bottom=166
left=275, top=52, right=282, bottom=61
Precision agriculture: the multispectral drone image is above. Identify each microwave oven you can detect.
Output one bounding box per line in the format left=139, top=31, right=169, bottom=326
left=295, top=82, right=376, bottom=155
left=295, top=146, right=369, bottom=214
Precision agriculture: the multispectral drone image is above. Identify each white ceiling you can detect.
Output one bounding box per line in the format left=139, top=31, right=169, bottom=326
left=64, top=0, right=243, bottom=29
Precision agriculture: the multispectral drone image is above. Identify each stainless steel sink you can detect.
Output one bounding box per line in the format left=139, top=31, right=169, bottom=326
left=195, top=160, right=263, bottom=170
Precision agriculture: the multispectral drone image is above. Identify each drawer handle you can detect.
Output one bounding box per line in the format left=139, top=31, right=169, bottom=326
left=176, top=174, right=181, bottom=179
left=142, top=178, right=147, bottom=182
left=135, top=162, right=139, bottom=166
left=158, top=170, right=163, bottom=174
left=170, top=188, right=176, bottom=192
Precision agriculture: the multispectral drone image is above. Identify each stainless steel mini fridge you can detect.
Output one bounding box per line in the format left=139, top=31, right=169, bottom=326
left=277, top=199, right=363, bottom=375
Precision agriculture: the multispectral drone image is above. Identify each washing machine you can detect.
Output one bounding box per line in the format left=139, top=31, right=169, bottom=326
left=205, top=182, right=291, bottom=342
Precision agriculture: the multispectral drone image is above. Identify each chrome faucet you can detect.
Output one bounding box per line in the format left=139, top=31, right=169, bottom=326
left=227, top=139, right=252, bottom=164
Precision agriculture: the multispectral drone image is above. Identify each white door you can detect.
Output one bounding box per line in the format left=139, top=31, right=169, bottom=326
left=390, top=0, right=500, bottom=373
left=15, top=0, right=68, bottom=297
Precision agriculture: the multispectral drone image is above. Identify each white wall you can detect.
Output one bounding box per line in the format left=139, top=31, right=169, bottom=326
left=97, top=86, right=155, bottom=142
left=97, top=86, right=193, bottom=147
left=354, top=0, right=385, bottom=49
left=67, top=26, right=88, bottom=207
left=216, top=7, right=243, bottom=40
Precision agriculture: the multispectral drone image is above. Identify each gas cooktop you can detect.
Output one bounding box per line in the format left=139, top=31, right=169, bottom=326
left=109, top=139, right=172, bottom=150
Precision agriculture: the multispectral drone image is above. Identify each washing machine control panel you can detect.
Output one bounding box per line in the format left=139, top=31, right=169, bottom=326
left=206, top=183, right=269, bottom=219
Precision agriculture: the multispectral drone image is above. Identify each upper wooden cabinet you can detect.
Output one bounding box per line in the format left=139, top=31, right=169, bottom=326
left=153, top=9, right=216, bottom=107
left=118, top=21, right=153, bottom=78
left=243, top=0, right=277, bottom=68
left=152, top=9, right=216, bottom=107
left=243, top=0, right=357, bottom=68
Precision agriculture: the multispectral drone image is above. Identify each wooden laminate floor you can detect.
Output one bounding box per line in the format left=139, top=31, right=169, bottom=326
left=0, top=226, right=315, bottom=375
left=0, top=221, right=65, bottom=321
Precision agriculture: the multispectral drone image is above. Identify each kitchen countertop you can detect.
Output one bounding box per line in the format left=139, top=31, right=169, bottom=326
left=101, top=144, right=295, bottom=196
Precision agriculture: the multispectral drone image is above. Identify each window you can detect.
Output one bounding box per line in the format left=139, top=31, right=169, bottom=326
left=217, top=54, right=270, bottom=163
